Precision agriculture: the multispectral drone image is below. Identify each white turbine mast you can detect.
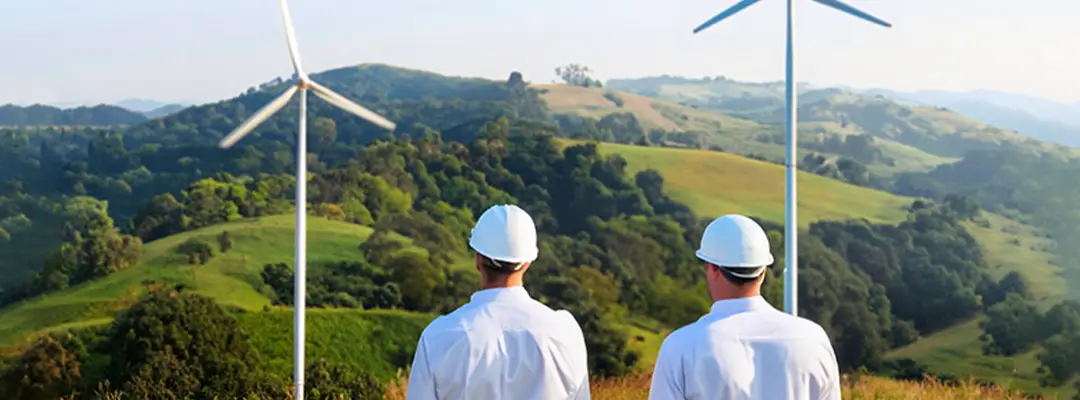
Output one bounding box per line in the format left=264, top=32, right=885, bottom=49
left=218, top=1, right=396, bottom=398
left=692, top=0, right=890, bottom=317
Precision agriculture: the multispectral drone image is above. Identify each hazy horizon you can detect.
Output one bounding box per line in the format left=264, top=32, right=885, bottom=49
left=3, top=0, right=1079, bottom=106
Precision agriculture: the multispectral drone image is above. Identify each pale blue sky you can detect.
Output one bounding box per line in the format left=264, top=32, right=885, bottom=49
left=2, top=0, right=1078, bottom=106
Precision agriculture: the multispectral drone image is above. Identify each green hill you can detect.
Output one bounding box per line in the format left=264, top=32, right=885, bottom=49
left=584, top=140, right=1069, bottom=396
left=563, top=140, right=912, bottom=226
left=0, top=103, right=147, bottom=126
left=239, top=308, right=431, bottom=380
left=605, top=76, right=1072, bottom=173
left=0, top=214, right=429, bottom=348
left=3, top=64, right=1077, bottom=397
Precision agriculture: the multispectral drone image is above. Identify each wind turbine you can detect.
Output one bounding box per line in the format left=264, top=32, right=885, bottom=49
left=218, top=1, right=396, bottom=398
left=692, top=0, right=890, bottom=316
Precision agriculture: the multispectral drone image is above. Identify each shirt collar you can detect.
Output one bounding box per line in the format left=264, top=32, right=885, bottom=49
left=470, top=286, right=532, bottom=304
left=709, top=295, right=774, bottom=317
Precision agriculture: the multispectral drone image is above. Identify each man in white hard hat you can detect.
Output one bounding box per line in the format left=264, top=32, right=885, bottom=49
left=648, top=214, right=841, bottom=400
left=406, top=204, right=590, bottom=400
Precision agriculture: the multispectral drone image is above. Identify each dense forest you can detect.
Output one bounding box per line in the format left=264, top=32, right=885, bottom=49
left=2, top=64, right=1080, bottom=398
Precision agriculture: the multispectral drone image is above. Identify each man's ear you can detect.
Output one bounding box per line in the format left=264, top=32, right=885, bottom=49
left=704, top=263, right=718, bottom=282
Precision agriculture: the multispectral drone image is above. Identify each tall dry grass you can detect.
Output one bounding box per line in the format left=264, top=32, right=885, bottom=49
left=383, top=370, right=1038, bottom=400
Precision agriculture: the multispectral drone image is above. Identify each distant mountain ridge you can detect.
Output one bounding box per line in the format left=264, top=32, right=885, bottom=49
left=604, top=75, right=1064, bottom=164
left=0, top=103, right=147, bottom=126
left=863, top=88, right=1080, bottom=148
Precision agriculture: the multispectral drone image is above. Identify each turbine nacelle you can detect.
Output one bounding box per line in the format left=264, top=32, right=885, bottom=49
left=218, top=0, right=395, bottom=151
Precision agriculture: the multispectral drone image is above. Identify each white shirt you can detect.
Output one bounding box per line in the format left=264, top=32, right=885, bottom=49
left=406, top=286, right=590, bottom=400
left=648, top=296, right=841, bottom=400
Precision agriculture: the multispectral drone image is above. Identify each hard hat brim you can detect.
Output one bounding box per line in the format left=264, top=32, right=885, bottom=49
left=470, top=238, right=538, bottom=264
left=695, top=250, right=774, bottom=269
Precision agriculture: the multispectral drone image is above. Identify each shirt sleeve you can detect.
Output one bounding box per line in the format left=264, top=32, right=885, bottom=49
left=570, top=369, right=591, bottom=400
left=406, top=336, right=437, bottom=400
left=819, top=339, right=843, bottom=400
left=648, top=338, right=685, bottom=400
left=565, top=312, right=591, bottom=400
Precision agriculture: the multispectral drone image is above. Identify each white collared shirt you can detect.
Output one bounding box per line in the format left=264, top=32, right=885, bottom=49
left=406, top=286, right=590, bottom=400
left=648, top=296, right=841, bottom=400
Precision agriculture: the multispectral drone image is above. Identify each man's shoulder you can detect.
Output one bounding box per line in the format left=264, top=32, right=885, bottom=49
left=774, top=312, right=832, bottom=342
left=656, top=318, right=709, bottom=355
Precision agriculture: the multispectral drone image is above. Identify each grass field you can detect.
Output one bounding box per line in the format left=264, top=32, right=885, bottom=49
left=385, top=370, right=1039, bottom=400
left=0, top=214, right=420, bottom=348
left=238, top=308, right=432, bottom=380
left=534, top=84, right=762, bottom=136
left=565, top=140, right=914, bottom=226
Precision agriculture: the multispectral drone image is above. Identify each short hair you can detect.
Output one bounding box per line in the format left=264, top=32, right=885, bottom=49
left=479, top=254, right=527, bottom=275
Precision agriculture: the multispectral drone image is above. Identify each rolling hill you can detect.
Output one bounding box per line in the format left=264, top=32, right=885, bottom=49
left=2, top=63, right=1078, bottom=397
left=0, top=214, right=440, bottom=348
left=535, top=83, right=943, bottom=175
left=561, top=139, right=912, bottom=226
left=605, top=75, right=1072, bottom=173
left=0, top=103, right=147, bottom=126
left=581, top=140, right=1069, bottom=396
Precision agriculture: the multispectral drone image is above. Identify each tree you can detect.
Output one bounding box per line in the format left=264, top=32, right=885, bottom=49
left=305, top=359, right=385, bottom=399
left=387, top=251, right=441, bottom=311
left=980, top=293, right=1042, bottom=356
left=506, top=71, right=525, bottom=88
left=311, top=117, right=338, bottom=151
left=218, top=231, right=233, bottom=253
left=106, top=289, right=271, bottom=398
left=0, top=333, right=85, bottom=400
left=555, top=64, right=602, bottom=88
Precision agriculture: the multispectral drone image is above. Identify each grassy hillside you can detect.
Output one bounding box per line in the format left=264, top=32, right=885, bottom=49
left=583, top=140, right=1073, bottom=396
left=562, top=139, right=913, bottom=226
left=239, top=308, right=431, bottom=380
left=604, top=76, right=1071, bottom=171
left=884, top=212, right=1072, bottom=398
left=534, top=83, right=763, bottom=135
left=0, top=214, right=427, bottom=348
left=535, top=84, right=820, bottom=162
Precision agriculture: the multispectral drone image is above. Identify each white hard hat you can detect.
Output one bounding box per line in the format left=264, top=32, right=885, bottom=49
left=469, top=204, right=539, bottom=264
left=696, top=214, right=774, bottom=277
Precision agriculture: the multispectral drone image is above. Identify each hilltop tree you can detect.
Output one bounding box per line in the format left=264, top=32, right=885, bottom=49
left=555, top=64, right=602, bottom=88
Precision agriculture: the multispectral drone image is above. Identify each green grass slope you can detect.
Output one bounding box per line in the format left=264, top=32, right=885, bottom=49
left=0, top=214, right=402, bottom=348
left=585, top=140, right=1069, bottom=395
left=238, top=308, right=432, bottom=380
left=886, top=212, right=1071, bottom=397
left=569, top=140, right=913, bottom=226
left=538, top=83, right=955, bottom=174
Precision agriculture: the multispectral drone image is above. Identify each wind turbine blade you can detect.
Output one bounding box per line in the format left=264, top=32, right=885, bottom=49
left=279, top=0, right=305, bottom=76
left=811, top=0, right=892, bottom=27
left=308, top=81, right=397, bottom=131
left=693, top=0, right=763, bottom=34
left=219, top=85, right=299, bottom=148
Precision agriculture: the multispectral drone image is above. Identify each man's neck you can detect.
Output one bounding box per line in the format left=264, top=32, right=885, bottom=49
left=711, top=290, right=761, bottom=303
left=481, top=278, right=524, bottom=290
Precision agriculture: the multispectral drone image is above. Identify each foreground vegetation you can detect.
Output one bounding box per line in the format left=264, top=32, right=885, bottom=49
left=385, top=372, right=1037, bottom=400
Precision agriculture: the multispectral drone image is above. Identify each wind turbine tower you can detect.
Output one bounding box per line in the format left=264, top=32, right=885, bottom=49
left=692, top=0, right=890, bottom=316
left=218, top=1, right=397, bottom=399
